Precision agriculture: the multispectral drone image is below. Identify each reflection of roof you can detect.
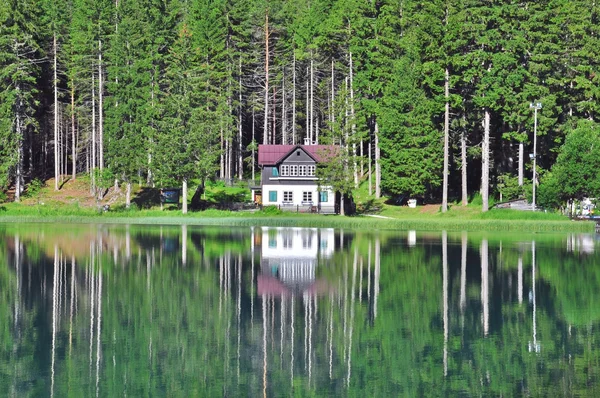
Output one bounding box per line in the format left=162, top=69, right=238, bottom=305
left=258, top=145, right=337, bottom=166
left=257, top=274, right=333, bottom=297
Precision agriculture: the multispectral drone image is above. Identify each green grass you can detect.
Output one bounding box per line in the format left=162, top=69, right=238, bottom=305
left=0, top=203, right=593, bottom=232
left=1, top=176, right=595, bottom=232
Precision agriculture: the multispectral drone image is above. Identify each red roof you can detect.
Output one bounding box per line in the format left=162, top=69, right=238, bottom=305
left=258, top=145, right=337, bottom=166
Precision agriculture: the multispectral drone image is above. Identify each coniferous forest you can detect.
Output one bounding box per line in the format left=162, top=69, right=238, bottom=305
left=1, top=0, right=599, bottom=211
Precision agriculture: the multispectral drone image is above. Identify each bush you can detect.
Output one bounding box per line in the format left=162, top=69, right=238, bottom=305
left=261, top=205, right=282, bottom=215
left=496, top=174, right=525, bottom=202
left=24, top=179, right=44, bottom=198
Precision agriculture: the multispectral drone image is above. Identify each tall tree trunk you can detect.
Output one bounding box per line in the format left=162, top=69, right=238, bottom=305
left=182, top=178, right=188, bottom=214
left=368, top=139, right=372, bottom=196
left=518, top=141, right=524, bottom=186
left=15, top=90, right=23, bottom=202
left=292, top=53, right=296, bottom=145
left=98, top=40, right=104, bottom=170
left=482, top=108, right=490, bottom=212
left=238, top=60, right=243, bottom=179
left=310, top=56, right=314, bottom=143
left=330, top=59, right=335, bottom=129
left=442, top=68, right=450, bottom=212
left=220, top=123, right=224, bottom=178
left=92, top=73, right=96, bottom=192
left=305, top=71, right=309, bottom=143
left=71, top=83, right=76, bottom=180
left=375, top=119, right=381, bottom=199
left=252, top=107, right=255, bottom=181
left=54, top=34, right=59, bottom=190
left=125, top=182, right=131, bottom=208
left=282, top=70, right=287, bottom=144
left=461, top=122, right=467, bottom=206
left=349, top=52, right=358, bottom=187
left=263, top=12, right=269, bottom=145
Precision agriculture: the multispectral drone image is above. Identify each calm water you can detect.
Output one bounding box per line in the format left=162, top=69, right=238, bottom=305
left=0, top=223, right=599, bottom=397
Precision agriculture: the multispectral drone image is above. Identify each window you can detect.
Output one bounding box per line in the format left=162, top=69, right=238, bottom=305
left=307, top=165, right=315, bottom=176
left=303, top=191, right=313, bottom=203
left=319, top=191, right=328, bottom=203
left=272, top=167, right=279, bottom=177
left=290, top=165, right=298, bottom=176
left=269, top=191, right=277, bottom=202
left=283, top=191, right=293, bottom=203
left=282, top=232, right=293, bottom=249
left=299, top=165, right=306, bottom=176
left=280, top=165, right=289, bottom=176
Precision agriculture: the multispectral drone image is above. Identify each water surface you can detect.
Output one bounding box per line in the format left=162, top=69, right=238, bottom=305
left=0, top=223, right=599, bottom=396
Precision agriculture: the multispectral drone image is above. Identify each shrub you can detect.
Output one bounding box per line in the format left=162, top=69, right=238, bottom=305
left=24, top=179, right=44, bottom=198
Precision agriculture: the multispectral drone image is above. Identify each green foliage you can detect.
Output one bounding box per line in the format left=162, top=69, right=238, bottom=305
left=23, top=178, right=44, bottom=198
left=496, top=174, right=525, bottom=202
left=548, top=120, right=600, bottom=202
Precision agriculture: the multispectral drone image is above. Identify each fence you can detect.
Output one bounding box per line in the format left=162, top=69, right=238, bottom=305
left=261, top=203, right=338, bottom=214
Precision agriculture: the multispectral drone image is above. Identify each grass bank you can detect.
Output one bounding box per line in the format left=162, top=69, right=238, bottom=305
left=1, top=177, right=594, bottom=232
left=0, top=204, right=594, bottom=232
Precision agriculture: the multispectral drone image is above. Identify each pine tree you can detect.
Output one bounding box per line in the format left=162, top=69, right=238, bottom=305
left=0, top=0, right=44, bottom=200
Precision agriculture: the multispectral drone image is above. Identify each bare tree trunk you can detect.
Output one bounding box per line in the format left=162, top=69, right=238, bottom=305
left=292, top=53, right=296, bottom=145
left=482, top=109, right=490, bottom=212
left=220, top=124, right=224, bottom=178
left=310, top=56, right=314, bottom=143
left=125, top=182, right=131, bottom=208
left=252, top=107, right=255, bottom=181
left=442, top=68, right=450, bottom=212
left=239, top=63, right=243, bottom=179
left=375, top=120, right=381, bottom=199
left=282, top=70, right=287, bottom=144
left=54, top=34, right=60, bottom=190
left=263, top=12, right=269, bottom=145
left=92, top=73, right=96, bottom=192
left=368, top=139, right=372, bottom=196
left=305, top=71, right=309, bottom=143
left=15, top=91, right=23, bottom=202
left=182, top=179, right=188, bottom=214
left=98, top=40, right=104, bottom=170
left=518, top=141, right=524, bottom=186
left=349, top=52, right=358, bottom=187
left=272, top=86, right=276, bottom=144
left=71, top=83, right=76, bottom=179
left=330, top=59, right=335, bottom=128
left=461, top=123, right=467, bottom=206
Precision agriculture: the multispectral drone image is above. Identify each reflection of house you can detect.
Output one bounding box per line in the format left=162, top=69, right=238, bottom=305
left=257, top=227, right=334, bottom=296
left=257, top=144, right=337, bottom=213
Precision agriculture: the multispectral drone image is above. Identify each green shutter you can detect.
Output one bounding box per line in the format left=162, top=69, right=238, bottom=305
left=269, top=191, right=277, bottom=202
left=272, top=167, right=279, bottom=177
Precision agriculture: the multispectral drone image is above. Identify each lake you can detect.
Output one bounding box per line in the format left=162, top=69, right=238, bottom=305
left=0, top=223, right=599, bottom=396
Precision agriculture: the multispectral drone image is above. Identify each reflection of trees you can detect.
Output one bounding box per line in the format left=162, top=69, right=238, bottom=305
left=1, top=227, right=600, bottom=395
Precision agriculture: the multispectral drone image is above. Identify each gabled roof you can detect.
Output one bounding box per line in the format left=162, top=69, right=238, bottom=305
left=258, top=144, right=337, bottom=166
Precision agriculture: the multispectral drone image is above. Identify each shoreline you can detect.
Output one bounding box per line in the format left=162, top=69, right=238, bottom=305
left=0, top=214, right=594, bottom=233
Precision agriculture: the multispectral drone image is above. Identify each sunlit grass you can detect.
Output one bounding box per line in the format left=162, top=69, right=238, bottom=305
left=1, top=175, right=595, bottom=232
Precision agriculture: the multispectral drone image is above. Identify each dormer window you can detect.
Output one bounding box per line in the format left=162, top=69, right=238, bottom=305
left=280, top=165, right=289, bottom=176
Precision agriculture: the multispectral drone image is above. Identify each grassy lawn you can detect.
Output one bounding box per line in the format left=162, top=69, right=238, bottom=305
left=0, top=176, right=594, bottom=232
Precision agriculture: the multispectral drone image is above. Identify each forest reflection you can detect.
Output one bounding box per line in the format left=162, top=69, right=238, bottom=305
left=1, top=224, right=599, bottom=396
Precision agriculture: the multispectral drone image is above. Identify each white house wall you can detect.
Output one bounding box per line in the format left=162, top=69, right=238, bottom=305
left=262, top=184, right=333, bottom=207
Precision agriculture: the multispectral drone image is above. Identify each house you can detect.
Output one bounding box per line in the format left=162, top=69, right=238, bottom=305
left=257, top=144, right=337, bottom=213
